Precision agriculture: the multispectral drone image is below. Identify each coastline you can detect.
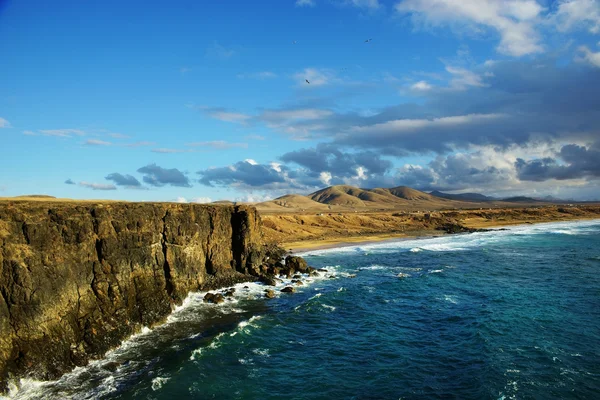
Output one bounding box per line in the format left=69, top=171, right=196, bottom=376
left=288, top=216, right=600, bottom=254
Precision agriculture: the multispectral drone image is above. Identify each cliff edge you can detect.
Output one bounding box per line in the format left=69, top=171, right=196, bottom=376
left=0, top=201, right=270, bottom=391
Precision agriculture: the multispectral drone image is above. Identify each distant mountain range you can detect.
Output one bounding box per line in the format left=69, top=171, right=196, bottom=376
left=252, top=184, right=564, bottom=213
left=429, top=190, right=569, bottom=203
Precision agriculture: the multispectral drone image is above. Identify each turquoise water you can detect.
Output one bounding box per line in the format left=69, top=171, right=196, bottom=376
left=7, top=220, right=600, bottom=399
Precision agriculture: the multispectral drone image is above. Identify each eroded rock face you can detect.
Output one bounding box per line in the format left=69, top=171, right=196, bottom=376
left=0, top=202, right=268, bottom=391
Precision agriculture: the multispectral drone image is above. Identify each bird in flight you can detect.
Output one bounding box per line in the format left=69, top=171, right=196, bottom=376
left=305, top=79, right=310, bottom=84
left=364, top=38, right=372, bottom=43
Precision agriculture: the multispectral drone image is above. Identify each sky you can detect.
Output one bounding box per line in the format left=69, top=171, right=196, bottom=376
left=1, top=0, right=600, bottom=202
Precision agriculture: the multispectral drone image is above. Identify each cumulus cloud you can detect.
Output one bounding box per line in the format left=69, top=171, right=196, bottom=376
left=0, top=117, right=10, bottom=128
left=198, top=160, right=289, bottom=188
left=137, top=164, right=192, bottom=187
left=79, top=181, right=117, bottom=191
left=577, top=45, right=600, bottom=67
left=396, top=0, right=544, bottom=56
left=550, top=0, right=600, bottom=34
left=410, top=80, right=433, bottom=91
left=64, top=179, right=75, bottom=185
left=515, top=143, right=600, bottom=181
left=280, top=143, right=393, bottom=180
left=105, top=173, right=143, bottom=188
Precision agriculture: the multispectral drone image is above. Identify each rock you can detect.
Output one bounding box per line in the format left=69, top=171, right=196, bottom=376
left=212, top=293, right=225, bottom=304
left=260, top=275, right=277, bottom=286
left=309, top=270, right=319, bottom=277
left=293, top=274, right=302, bottom=279
left=307, top=267, right=316, bottom=274
left=224, top=289, right=235, bottom=297
left=264, top=289, right=276, bottom=299
left=285, top=256, right=308, bottom=273
left=281, top=286, right=296, bottom=293
left=203, top=293, right=215, bottom=303
left=318, top=268, right=328, bottom=272
left=291, top=279, right=303, bottom=285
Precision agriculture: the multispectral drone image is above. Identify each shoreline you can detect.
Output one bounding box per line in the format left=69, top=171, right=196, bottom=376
left=288, top=216, right=600, bottom=254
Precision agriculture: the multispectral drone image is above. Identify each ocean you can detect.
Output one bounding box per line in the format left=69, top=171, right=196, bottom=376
left=6, top=219, right=600, bottom=399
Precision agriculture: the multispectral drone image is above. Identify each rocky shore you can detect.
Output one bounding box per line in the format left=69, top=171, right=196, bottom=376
left=0, top=201, right=297, bottom=392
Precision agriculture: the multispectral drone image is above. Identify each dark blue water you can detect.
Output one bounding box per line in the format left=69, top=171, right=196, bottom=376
left=7, top=220, right=600, bottom=400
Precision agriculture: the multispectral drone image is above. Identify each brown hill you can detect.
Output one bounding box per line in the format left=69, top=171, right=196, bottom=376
left=385, top=186, right=439, bottom=201
left=309, top=185, right=366, bottom=207
left=255, top=194, right=329, bottom=212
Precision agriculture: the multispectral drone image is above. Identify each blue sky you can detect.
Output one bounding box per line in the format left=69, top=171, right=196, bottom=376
left=1, top=0, right=600, bottom=202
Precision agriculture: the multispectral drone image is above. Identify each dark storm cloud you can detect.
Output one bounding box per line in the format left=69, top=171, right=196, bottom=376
left=396, top=152, right=515, bottom=191
left=198, top=161, right=289, bottom=187
left=515, top=143, right=600, bottom=182
left=280, top=143, right=393, bottom=178
left=251, top=59, right=600, bottom=155
left=105, top=173, right=142, bottom=188
left=137, top=164, right=192, bottom=187
left=64, top=179, right=75, bottom=185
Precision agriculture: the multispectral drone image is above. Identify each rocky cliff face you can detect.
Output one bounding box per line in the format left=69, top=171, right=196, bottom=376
left=0, top=201, right=268, bottom=391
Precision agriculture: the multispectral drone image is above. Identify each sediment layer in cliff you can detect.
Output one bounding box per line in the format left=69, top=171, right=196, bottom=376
left=0, top=201, right=269, bottom=391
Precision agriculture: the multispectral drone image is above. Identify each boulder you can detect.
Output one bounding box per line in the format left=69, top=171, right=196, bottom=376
left=264, top=289, right=276, bottom=299
left=212, top=293, right=225, bottom=304
left=203, top=293, right=215, bottom=303
left=281, top=286, right=296, bottom=293
left=285, top=256, right=308, bottom=273
left=260, top=275, right=277, bottom=286
left=291, top=280, right=304, bottom=286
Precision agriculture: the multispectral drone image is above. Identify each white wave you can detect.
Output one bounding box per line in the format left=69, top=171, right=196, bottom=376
left=443, top=295, right=458, bottom=304
left=429, top=269, right=444, bottom=274
left=151, top=376, right=170, bottom=391
left=358, top=264, right=386, bottom=270
left=189, top=348, right=203, bottom=361
left=397, top=273, right=411, bottom=278
left=298, top=219, right=600, bottom=256
left=238, top=358, right=254, bottom=365
left=321, top=304, right=336, bottom=312
left=309, top=293, right=322, bottom=300
left=409, top=247, right=422, bottom=253
left=251, top=348, right=270, bottom=357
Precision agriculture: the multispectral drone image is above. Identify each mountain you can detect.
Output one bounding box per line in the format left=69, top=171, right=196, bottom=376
left=255, top=194, right=329, bottom=212
left=501, top=196, right=544, bottom=203
left=430, top=190, right=495, bottom=202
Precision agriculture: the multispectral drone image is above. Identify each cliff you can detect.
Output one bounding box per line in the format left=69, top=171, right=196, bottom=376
left=0, top=201, right=269, bottom=391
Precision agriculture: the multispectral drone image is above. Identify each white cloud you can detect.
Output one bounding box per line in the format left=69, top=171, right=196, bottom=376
left=551, top=0, right=600, bottom=34
left=577, top=45, right=600, bottom=67
left=39, top=129, right=85, bottom=137
left=23, top=130, right=37, bottom=136
left=446, top=66, right=486, bottom=88
left=294, top=68, right=337, bottom=86
left=79, top=181, right=117, bottom=190
left=175, top=197, right=187, bottom=203
left=245, top=158, right=258, bottom=165
left=206, top=110, right=251, bottom=124
left=296, top=0, right=315, bottom=6
left=0, top=117, right=10, bottom=128
left=84, top=139, right=112, bottom=146
left=319, top=171, right=332, bottom=185
left=191, top=197, right=212, bottom=203
left=186, top=141, right=248, bottom=149
left=411, top=80, right=433, bottom=91
left=396, top=0, right=544, bottom=56
left=261, top=108, right=333, bottom=121
left=348, top=113, right=505, bottom=134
